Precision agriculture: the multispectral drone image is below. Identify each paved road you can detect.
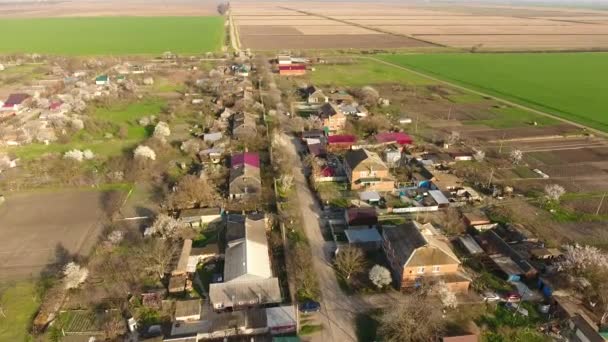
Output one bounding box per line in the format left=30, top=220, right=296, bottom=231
left=367, top=56, right=608, bottom=139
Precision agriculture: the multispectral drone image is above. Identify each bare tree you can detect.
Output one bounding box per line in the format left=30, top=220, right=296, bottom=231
left=447, top=131, right=460, bottom=145
left=165, top=174, right=220, bottom=210
left=217, top=2, right=230, bottom=15
left=438, top=208, right=465, bottom=236
left=378, top=292, right=445, bottom=342
left=136, top=239, right=178, bottom=280
left=335, top=246, right=365, bottom=280
left=369, top=265, right=392, bottom=289
left=545, top=184, right=566, bottom=202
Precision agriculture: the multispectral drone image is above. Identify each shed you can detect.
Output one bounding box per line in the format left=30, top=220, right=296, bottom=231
left=95, top=75, right=109, bottom=85
left=266, top=305, right=297, bottom=335
left=359, top=191, right=381, bottom=203
left=489, top=255, right=524, bottom=282
left=203, top=132, right=223, bottom=143
left=174, top=300, right=201, bottom=321
left=345, top=228, right=382, bottom=250
left=428, top=190, right=450, bottom=208
left=458, top=235, right=484, bottom=255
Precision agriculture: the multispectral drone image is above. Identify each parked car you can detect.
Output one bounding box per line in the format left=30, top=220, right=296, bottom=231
left=483, top=291, right=501, bottom=302
left=504, top=292, right=522, bottom=303
left=299, top=300, right=321, bottom=313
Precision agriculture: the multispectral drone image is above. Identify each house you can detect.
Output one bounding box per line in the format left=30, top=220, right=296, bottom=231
left=266, top=306, right=297, bottom=335
left=232, top=152, right=261, bottom=169
left=345, top=207, right=378, bottom=229
left=208, top=214, right=282, bottom=310
left=279, top=63, right=306, bottom=76
left=178, top=207, right=222, bottom=228
left=95, top=75, right=110, bottom=85
left=345, top=228, right=382, bottom=250
left=174, top=300, right=201, bottom=321
left=318, top=103, right=346, bottom=133
left=338, top=103, right=358, bottom=116
left=374, top=132, right=413, bottom=146
left=343, top=149, right=395, bottom=191
left=327, top=135, right=356, bottom=151
left=229, top=163, right=262, bottom=200
left=170, top=309, right=269, bottom=340
left=302, top=86, right=328, bottom=104
left=382, top=221, right=470, bottom=292
left=1, top=93, right=29, bottom=111
left=232, top=112, right=257, bottom=139
left=476, top=230, right=538, bottom=280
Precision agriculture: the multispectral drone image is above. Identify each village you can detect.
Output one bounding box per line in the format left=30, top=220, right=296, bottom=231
left=0, top=49, right=607, bottom=342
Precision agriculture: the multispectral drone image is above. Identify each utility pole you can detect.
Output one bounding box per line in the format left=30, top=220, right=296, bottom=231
left=447, top=106, right=452, bottom=121
left=415, top=114, right=419, bottom=134
left=596, top=192, right=607, bottom=215
left=487, top=168, right=494, bottom=188
left=498, top=133, right=506, bottom=154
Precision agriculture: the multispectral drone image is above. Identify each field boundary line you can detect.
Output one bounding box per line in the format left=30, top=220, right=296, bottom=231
left=364, top=56, right=608, bottom=138
left=277, top=6, right=445, bottom=48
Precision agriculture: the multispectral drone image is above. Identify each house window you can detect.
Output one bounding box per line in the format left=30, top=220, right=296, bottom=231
left=359, top=171, right=367, bottom=178
left=417, top=267, right=425, bottom=274
left=432, top=266, right=440, bottom=273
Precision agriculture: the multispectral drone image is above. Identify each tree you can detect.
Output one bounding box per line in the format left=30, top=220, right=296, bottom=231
left=558, top=244, right=608, bottom=275
left=153, top=121, right=171, bottom=140
left=217, top=2, right=230, bottom=15
left=509, top=149, right=523, bottom=165
left=369, top=265, right=392, bottom=289
left=335, top=246, right=365, bottom=280
left=63, top=262, right=89, bottom=289
left=359, top=86, right=380, bottom=107
left=435, top=281, right=457, bottom=308
left=439, top=208, right=465, bottom=236
left=378, top=292, right=445, bottom=342
left=474, top=150, right=485, bottom=162
left=134, top=145, right=156, bottom=160
left=165, top=174, right=220, bottom=210
left=136, top=238, right=178, bottom=280
left=545, top=184, right=566, bottom=202
left=447, top=131, right=460, bottom=145
left=148, top=213, right=181, bottom=238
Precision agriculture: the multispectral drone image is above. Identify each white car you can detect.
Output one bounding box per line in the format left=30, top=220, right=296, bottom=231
left=483, top=291, right=501, bottom=302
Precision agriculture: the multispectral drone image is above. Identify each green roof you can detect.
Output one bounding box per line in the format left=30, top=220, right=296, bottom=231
left=95, top=75, right=108, bottom=82
left=273, top=337, right=301, bottom=342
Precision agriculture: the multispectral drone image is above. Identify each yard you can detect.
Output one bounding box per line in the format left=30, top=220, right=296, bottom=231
left=0, top=281, right=39, bottom=341
left=0, top=16, right=224, bottom=55
left=378, top=52, right=608, bottom=132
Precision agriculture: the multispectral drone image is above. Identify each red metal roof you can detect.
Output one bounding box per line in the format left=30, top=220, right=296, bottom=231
left=231, top=152, right=260, bottom=168
left=3, top=93, right=29, bottom=107
left=327, top=135, right=356, bottom=144
left=374, top=132, right=413, bottom=145
left=279, top=64, right=306, bottom=71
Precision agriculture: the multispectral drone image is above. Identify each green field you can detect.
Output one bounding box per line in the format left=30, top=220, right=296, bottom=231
left=311, top=59, right=432, bottom=86
left=378, top=53, right=608, bottom=132
left=0, top=281, right=39, bottom=341
left=0, top=17, right=224, bottom=55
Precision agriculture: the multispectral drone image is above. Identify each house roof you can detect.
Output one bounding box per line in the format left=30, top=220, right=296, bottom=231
left=327, top=135, right=356, bottom=144
left=374, top=132, right=413, bottom=145
left=3, top=93, right=28, bottom=107
left=458, top=235, right=484, bottom=255
left=279, top=64, right=305, bottom=71
left=302, top=129, right=324, bottom=139
left=209, top=278, right=282, bottom=306
left=229, top=165, right=262, bottom=195
left=307, top=143, right=326, bottom=157
left=224, top=214, right=271, bottom=282
left=344, top=149, right=387, bottom=172
left=179, top=207, right=221, bottom=219
left=174, top=300, right=201, bottom=320
left=570, top=314, right=605, bottom=342
left=346, top=207, right=378, bottom=226
left=359, top=191, right=381, bottom=202
left=303, top=85, right=318, bottom=96
left=318, top=103, right=338, bottom=118
left=383, top=221, right=460, bottom=268
left=231, top=152, right=260, bottom=169
left=345, top=228, right=382, bottom=244
left=174, top=239, right=193, bottom=274
left=477, top=230, right=536, bottom=274
left=95, top=75, right=108, bottom=82
left=266, top=305, right=297, bottom=329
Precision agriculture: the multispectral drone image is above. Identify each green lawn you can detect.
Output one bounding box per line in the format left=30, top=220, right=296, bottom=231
left=464, top=107, right=559, bottom=129
left=0, top=281, right=39, bottom=341
left=378, top=53, right=608, bottom=132
left=0, top=17, right=224, bottom=55
left=310, top=59, right=433, bottom=87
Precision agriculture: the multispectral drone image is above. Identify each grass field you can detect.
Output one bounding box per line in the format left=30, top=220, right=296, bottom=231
left=464, top=107, right=559, bottom=129
left=0, top=281, right=39, bottom=341
left=378, top=53, right=608, bottom=132
left=3, top=98, right=165, bottom=160
left=0, top=17, right=224, bottom=55
left=311, top=59, right=432, bottom=87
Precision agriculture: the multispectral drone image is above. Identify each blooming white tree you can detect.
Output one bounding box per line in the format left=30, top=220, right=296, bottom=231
left=369, top=265, right=392, bottom=289
left=558, top=244, right=608, bottom=274
left=447, top=131, right=461, bottom=145
left=510, top=149, right=523, bottom=165
left=134, top=145, right=156, bottom=160
left=83, top=149, right=95, bottom=160
left=278, top=174, right=294, bottom=193
left=149, top=213, right=181, bottom=238
left=545, top=184, right=566, bottom=202
left=436, top=281, right=458, bottom=308
left=64, top=149, right=84, bottom=162
left=107, top=230, right=124, bottom=245
left=153, top=121, right=171, bottom=139
left=473, top=150, right=485, bottom=162
left=63, top=262, right=89, bottom=289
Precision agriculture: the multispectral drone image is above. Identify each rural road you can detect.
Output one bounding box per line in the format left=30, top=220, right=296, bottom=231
left=366, top=56, right=608, bottom=139
left=283, top=134, right=359, bottom=342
